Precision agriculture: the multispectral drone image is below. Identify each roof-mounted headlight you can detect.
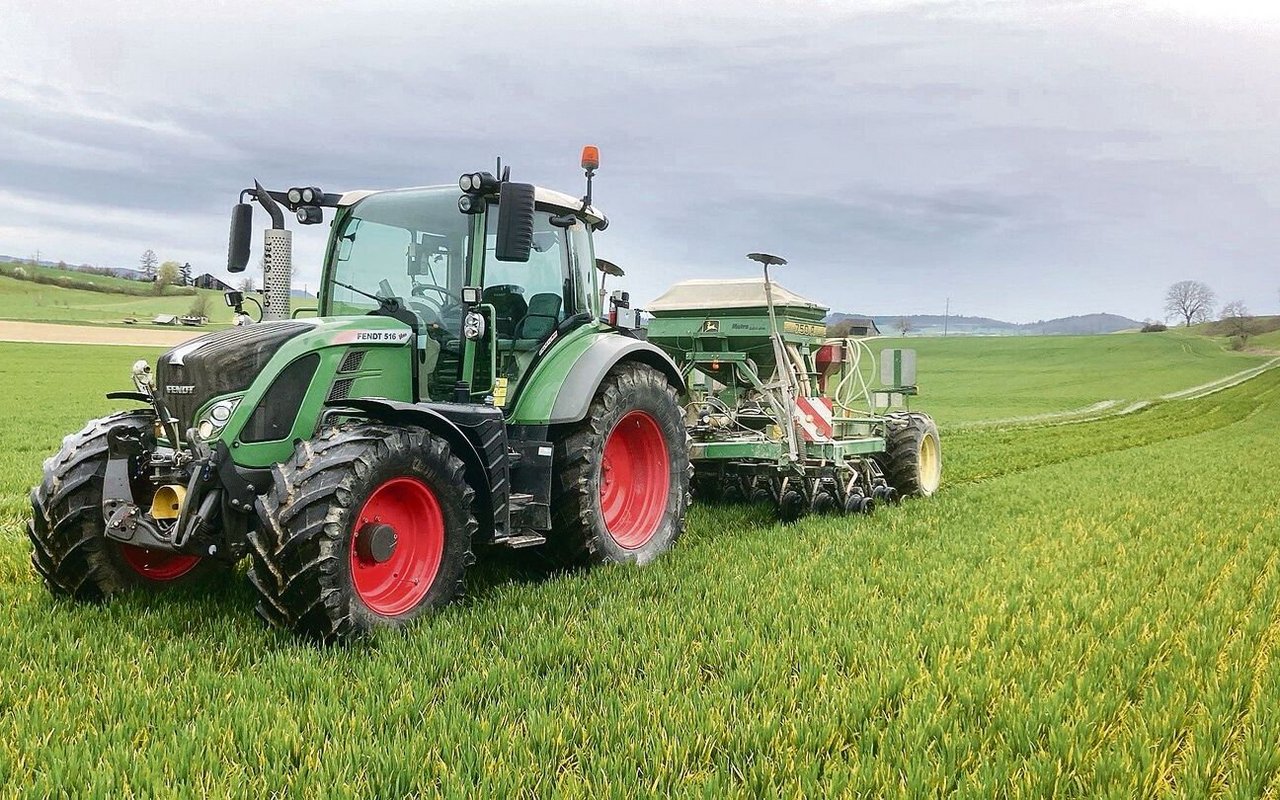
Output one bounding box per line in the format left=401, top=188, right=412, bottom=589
left=459, top=172, right=499, bottom=195
left=458, top=194, right=487, bottom=215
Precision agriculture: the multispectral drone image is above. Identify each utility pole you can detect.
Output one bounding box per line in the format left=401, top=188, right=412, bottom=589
left=943, top=297, right=950, bottom=337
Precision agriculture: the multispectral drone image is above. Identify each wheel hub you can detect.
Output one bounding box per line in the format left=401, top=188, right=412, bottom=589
left=356, top=522, right=398, bottom=564
left=349, top=476, right=444, bottom=617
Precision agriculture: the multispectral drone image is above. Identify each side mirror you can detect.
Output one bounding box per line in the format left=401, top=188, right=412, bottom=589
left=224, top=290, right=243, bottom=308
left=494, top=182, right=535, bottom=262
left=227, top=203, right=252, bottom=273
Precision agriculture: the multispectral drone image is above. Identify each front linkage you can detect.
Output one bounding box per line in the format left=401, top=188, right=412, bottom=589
left=29, top=361, right=263, bottom=598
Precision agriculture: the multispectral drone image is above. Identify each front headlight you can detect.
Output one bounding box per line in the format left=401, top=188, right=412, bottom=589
left=197, top=397, right=242, bottom=440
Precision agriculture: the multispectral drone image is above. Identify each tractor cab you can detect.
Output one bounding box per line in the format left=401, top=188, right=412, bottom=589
left=318, top=183, right=604, bottom=403
left=224, top=150, right=614, bottom=412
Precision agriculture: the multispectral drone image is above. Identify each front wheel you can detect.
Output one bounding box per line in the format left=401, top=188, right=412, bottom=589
left=28, top=412, right=217, bottom=601
left=250, top=424, right=476, bottom=644
left=551, top=362, right=690, bottom=565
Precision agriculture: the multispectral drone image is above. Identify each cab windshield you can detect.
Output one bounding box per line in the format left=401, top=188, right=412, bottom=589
left=323, top=187, right=470, bottom=332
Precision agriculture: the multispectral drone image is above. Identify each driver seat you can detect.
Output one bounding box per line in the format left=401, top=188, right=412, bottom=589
left=482, top=285, right=527, bottom=339
left=513, top=293, right=563, bottom=350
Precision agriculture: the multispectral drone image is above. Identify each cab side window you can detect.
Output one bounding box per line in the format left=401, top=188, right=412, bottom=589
left=482, top=211, right=569, bottom=346
left=566, top=219, right=595, bottom=318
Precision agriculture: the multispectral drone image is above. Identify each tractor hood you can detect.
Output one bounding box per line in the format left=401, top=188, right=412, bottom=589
left=156, top=321, right=317, bottom=428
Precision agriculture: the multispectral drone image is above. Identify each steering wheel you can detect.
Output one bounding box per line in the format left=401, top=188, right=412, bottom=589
left=405, top=300, right=442, bottom=328
left=406, top=284, right=462, bottom=330
left=411, top=283, right=463, bottom=304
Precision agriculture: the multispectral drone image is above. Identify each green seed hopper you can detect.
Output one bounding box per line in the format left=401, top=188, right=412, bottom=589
left=645, top=260, right=939, bottom=520
left=646, top=277, right=828, bottom=383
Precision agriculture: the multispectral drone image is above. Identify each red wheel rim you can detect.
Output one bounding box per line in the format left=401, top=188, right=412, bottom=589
left=600, top=410, right=670, bottom=549
left=350, top=476, right=444, bottom=617
left=117, top=545, right=202, bottom=582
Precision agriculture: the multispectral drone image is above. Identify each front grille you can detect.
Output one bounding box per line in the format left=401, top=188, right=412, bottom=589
left=156, top=321, right=312, bottom=426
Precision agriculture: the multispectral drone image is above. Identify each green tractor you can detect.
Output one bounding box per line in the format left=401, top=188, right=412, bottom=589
left=29, top=149, right=692, bottom=643
left=28, top=148, right=943, bottom=644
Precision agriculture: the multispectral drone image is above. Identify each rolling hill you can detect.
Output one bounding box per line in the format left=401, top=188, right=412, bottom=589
left=828, top=311, right=1144, bottom=336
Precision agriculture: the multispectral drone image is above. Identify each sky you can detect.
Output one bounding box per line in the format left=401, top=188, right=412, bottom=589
left=1, top=0, right=1277, bottom=322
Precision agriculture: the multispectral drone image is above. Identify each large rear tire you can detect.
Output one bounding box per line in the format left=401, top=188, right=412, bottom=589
left=879, top=412, right=943, bottom=498
left=551, top=362, right=690, bottom=565
left=251, top=424, right=476, bottom=644
left=28, top=412, right=215, bottom=601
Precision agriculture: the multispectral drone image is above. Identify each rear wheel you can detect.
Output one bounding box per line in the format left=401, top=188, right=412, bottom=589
left=551, top=362, right=690, bottom=565
left=879, top=412, right=943, bottom=498
left=251, top=424, right=476, bottom=644
left=28, top=412, right=215, bottom=601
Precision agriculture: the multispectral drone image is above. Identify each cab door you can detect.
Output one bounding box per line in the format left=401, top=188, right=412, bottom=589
left=478, top=209, right=587, bottom=401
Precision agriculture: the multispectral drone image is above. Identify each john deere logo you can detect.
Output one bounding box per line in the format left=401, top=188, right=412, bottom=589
left=701, top=320, right=720, bottom=333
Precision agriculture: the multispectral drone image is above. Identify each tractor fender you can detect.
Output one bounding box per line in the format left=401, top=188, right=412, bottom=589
left=331, top=397, right=498, bottom=537
left=547, top=336, right=686, bottom=424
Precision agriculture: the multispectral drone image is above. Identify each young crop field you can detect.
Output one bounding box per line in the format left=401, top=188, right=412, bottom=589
left=1252, top=328, right=1280, bottom=351
left=1, top=339, right=1278, bottom=796
left=903, top=331, right=1269, bottom=426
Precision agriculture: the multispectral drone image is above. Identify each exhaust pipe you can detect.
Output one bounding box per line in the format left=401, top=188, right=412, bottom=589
left=250, top=181, right=293, bottom=322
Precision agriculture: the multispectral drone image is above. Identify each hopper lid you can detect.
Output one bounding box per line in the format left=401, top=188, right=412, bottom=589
left=647, top=278, right=828, bottom=314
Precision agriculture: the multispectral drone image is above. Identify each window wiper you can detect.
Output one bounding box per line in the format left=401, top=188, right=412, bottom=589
left=333, top=279, right=399, bottom=311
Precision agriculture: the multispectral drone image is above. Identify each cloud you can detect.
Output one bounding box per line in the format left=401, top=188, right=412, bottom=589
left=0, top=0, right=1277, bottom=320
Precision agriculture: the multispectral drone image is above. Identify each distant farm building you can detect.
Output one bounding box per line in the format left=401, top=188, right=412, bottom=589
left=194, top=273, right=233, bottom=291
left=828, top=317, right=881, bottom=337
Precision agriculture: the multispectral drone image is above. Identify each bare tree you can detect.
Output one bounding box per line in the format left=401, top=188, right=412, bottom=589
left=1164, top=280, right=1216, bottom=327
left=238, top=277, right=257, bottom=293
left=895, top=316, right=914, bottom=337
left=140, top=249, right=159, bottom=281
left=1220, top=300, right=1256, bottom=349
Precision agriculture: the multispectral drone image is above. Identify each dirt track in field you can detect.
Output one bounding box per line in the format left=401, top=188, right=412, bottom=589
left=0, top=320, right=201, bottom=347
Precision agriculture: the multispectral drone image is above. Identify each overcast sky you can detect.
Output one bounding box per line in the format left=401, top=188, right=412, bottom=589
left=1, top=0, right=1277, bottom=322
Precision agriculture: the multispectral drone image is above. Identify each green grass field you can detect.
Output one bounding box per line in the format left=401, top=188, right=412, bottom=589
left=1252, top=328, right=1280, bottom=351
left=0, top=273, right=233, bottom=326
left=892, top=331, right=1269, bottom=426
left=1, top=338, right=1278, bottom=796
left=0, top=272, right=321, bottom=329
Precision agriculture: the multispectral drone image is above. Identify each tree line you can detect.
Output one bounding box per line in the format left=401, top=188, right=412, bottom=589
left=1162, top=280, right=1272, bottom=349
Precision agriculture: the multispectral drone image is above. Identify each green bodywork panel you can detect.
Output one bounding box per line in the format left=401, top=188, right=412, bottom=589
left=504, top=323, right=607, bottom=424
left=211, top=316, right=414, bottom=468
left=203, top=315, right=628, bottom=469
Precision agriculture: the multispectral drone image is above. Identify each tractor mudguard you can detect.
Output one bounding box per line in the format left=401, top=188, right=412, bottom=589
left=332, top=397, right=507, bottom=540
left=541, top=336, right=686, bottom=425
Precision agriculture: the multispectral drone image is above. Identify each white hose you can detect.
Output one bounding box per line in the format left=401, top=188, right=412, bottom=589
left=832, top=338, right=878, bottom=415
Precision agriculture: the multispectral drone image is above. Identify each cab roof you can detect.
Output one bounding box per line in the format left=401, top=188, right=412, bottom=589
left=338, top=185, right=604, bottom=224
